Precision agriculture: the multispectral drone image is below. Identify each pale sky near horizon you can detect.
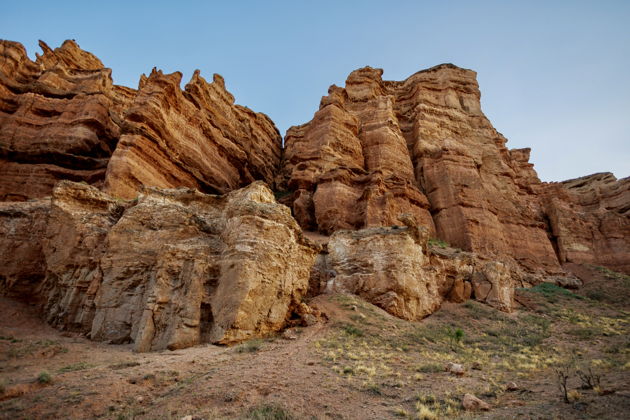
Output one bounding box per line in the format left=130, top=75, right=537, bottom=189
left=2, top=0, right=629, bottom=182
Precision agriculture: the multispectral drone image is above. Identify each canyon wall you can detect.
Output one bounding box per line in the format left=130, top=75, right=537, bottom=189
left=0, top=40, right=282, bottom=202
left=0, top=40, right=135, bottom=200
left=279, top=65, right=629, bottom=275
left=1, top=39, right=629, bottom=351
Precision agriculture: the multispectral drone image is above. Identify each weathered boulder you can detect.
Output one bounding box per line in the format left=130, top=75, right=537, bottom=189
left=471, top=261, right=515, bottom=312
left=103, top=69, right=282, bottom=199
left=462, top=393, right=490, bottom=411
left=8, top=181, right=317, bottom=351
left=0, top=40, right=136, bottom=201
left=321, top=218, right=515, bottom=320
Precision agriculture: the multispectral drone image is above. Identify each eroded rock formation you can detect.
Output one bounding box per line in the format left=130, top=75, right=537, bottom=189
left=104, top=70, right=282, bottom=199
left=319, top=221, right=515, bottom=318
left=279, top=64, right=629, bottom=275
left=1, top=38, right=629, bottom=352
left=0, top=40, right=135, bottom=200
left=1, top=181, right=317, bottom=351
left=0, top=39, right=282, bottom=202
left=543, top=173, right=630, bottom=274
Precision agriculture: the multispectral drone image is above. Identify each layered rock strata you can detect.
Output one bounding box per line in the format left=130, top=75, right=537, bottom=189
left=280, top=65, right=630, bottom=275
left=0, top=40, right=136, bottom=200
left=104, top=70, right=282, bottom=199
left=543, top=173, right=630, bottom=274
left=1, top=181, right=317, bottom=351
left=0, top=39, right=282, bottom=203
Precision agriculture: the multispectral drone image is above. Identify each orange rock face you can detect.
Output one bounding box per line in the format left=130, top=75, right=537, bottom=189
left=0, top=40, right=136, bottom=201
left=543, top=173, right=630, bottom=274
left=280, top=65, right=565, bottom=273
left=104, top=70, right=282, bottom=199
left=1, top=39, right=282, bottom=202
left=278, top=67, right=435, bottom=235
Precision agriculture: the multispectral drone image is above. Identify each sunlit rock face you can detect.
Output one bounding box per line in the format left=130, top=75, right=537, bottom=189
left=2, top=181, right=317, bottom=351
left=0, top=40, right=282, bottom=202
left=279, top=64, right=630, bottom=275
left=0, top=40, right=136, bottom=201
left=104, top=70, right=282, bottom=199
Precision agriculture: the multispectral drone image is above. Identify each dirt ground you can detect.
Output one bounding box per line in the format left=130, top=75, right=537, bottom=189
left=1, top=264, right=629, bottom=419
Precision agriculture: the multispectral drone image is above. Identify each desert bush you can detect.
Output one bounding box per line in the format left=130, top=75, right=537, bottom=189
left=37, top=371, right=52, bottom=384
left=236, top=339, right=263, bottom=353
left=428, top=238, right=449, bottom=248
left=244, top=404, right=294, bottom=420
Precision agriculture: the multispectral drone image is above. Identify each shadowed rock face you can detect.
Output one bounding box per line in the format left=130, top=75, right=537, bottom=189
left=0, top=40, right=136, bottom=201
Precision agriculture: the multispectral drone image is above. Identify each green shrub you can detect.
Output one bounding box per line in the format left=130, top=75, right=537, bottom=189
left=37, top=371, right=52, bottom=384
left=428, top=238, right=449, bottom=248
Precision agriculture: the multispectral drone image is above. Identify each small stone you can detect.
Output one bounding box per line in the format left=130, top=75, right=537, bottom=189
left=446, top=362, right=465, bottom=376
left=282, top=329, right=298, bottom=340
left=462, top=393, right=490, bottom=411
left=135, top=396, right=144, bottom=403
left=506, top=382, right=519, bottom=391
left=471, top=362, right=482, bottom=370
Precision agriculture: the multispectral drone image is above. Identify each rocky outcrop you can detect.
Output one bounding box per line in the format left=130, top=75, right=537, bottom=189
left=278, top=68, right=435, bottom=235
left=0, top=40, right=136, bottom=201
left=104, top=70, right=282, bottom=199
left=543, top=173, right=630, bottom=274
left=317, top=217, right=515, bottom=319
left=279, top=65, right=562, bottom=274
left=0, top=39, right=282, bottom=203
left=1, top=39, right=628, bottom=351
left=4, top=181, right=317, bottom=351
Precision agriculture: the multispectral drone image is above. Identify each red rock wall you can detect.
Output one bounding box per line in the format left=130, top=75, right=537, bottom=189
left=104, top=70, right=282, bottom=199
left=279, top=68, right=435, bottom=235
left=0, top=40, right=136, bottom=200
left=0, top=39, right=283, bottom=202
left=280, top=65, right=562, bottom=273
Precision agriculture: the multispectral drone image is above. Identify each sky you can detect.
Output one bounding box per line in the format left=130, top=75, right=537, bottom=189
left=2, top=0, right=629, bottom=182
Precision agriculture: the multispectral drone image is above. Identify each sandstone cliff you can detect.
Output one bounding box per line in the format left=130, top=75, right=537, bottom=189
left=543, top=173, right=630, bottom=274
left=1, top=38, right=629, bottom=353
left=279, top=65, right=629, bottom=275
left=0, top=40, right=282, bottom=202
left=104, top=69, right=282, bottom=199
left=0, top=40, right=135, bottom=200
left=1, top=181, right=317, bottom=351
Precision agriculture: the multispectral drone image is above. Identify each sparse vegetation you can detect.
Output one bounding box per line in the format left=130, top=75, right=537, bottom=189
left=236, top=339, right=264, bottom=353
left=244, top=403, right=295, bottom=420
left=428, top=238, right=449, bottom=248
left=58, top=362, right=94, bottom=373
left=37, top=371, right=52, bottom=384
left=522, top=282, right=584, bottom=302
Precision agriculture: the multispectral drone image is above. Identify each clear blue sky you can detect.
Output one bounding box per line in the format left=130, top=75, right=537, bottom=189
left=2, top=0, right=629, bottom=181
